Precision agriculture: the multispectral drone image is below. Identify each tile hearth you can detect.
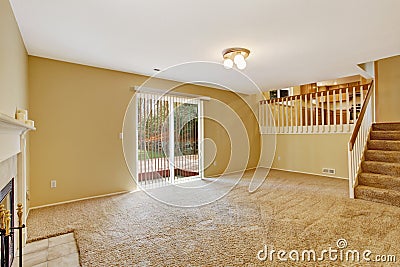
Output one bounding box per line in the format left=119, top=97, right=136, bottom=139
left=13, top=232, right=80, bottom=267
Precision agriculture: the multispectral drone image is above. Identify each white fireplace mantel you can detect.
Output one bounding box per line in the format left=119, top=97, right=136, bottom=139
left=0, top=112, right=35, bottom=246
left=0, top=113, right=35, bottom=163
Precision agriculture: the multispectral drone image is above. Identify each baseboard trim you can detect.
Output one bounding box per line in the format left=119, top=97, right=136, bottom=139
left=271, top=168, right=348, bottom=180
left=29, top=191, right=129, bottom=210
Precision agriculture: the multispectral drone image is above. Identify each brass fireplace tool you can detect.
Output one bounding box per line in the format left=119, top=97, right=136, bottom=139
left=0, top=203, right=25, bottom=267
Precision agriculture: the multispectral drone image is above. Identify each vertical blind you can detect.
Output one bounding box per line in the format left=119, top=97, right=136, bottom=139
left=136, top=92, right=201, bottom=187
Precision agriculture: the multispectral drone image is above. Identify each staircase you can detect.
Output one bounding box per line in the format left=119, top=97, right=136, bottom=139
left=355, top=122, right=400, bottom=207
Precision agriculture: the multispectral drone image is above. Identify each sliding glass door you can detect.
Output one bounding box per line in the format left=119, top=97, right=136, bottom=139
left=136, top=92, right=203, bottom=187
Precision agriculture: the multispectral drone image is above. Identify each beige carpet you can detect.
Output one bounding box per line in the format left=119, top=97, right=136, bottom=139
left=27, top=170, right=400, bottom=266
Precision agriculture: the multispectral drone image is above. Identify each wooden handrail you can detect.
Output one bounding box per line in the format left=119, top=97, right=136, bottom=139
left=260, top=83, right=370, bottom=104
left=348, top=81, right=374, bottom=151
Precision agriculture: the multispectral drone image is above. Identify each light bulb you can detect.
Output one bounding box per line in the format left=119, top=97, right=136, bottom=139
left=234, top=53, right=245, bottom=65
left=223, top=58, right=233, bottom=69
left=236, top=60, right=247, bottom=70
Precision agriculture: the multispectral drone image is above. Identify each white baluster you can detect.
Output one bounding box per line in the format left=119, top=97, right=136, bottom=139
left=309, top=94, right=312, bottom=132
left=264, top=100, right=271, bottom=133
left=265, top=101, right=268, bottom=130
left=285, top=98, right=288, bottom=131
left=321, top=92, right=325, bottom=132
left=315, top=93, right=319, bottom=132
left=293, top=96, right=299, bottom=133
left=290, top=97, right=293, bottom=133
left=262, top=101, right=266, bottom=133
left=269, top=101, right=272, bottom=133
left=259, top=101, right=262, bottom=131
left=273, top=100, right=276, bottom=133
left=353, top=86, right=356, bottom=123
left=266, top=101, right=268, bottom=129
left=300, top=95, right=303, bottom=133
left=327, top=91, right=330, bottom=132
left=304, top=95, right=308, bottom=132
left=339, top=89, right=343, bottom=132
left=276, top=99, right=280, bottom=133
left=275, top=101, right=278, bottom=133
left=264, top=101, right=267, bottom=131
left=280, top=99, right=284, bottom=133
left=333, top=90, right=337, bottom=132
left=346, top=87, right=350, bottom=132
left=270, top=102, right=274, bottom=133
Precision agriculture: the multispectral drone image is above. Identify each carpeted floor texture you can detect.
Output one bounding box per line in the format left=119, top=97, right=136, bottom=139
left=27, top=170, right=400, bottom=266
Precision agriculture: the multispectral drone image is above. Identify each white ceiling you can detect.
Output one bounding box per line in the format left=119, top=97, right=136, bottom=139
left=10, top=0, right=400, bottom=94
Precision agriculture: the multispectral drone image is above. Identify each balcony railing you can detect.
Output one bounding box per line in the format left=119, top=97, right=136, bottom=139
left=259, top=83, right=372, bottom=134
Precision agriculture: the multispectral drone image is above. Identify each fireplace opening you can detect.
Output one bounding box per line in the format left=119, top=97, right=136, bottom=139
left=0, top=178, right=14, bottom=266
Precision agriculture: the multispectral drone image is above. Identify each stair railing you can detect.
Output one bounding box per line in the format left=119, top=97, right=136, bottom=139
left=259, top=84, right=371, bottom=134
left=348, top=81, right=375, bottom=198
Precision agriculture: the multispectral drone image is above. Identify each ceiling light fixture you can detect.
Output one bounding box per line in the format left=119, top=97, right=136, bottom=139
left=222, top=47, right=250, bottom=70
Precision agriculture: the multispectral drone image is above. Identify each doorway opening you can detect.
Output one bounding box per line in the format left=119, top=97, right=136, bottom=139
left=136, top=92, right=203, bottom=187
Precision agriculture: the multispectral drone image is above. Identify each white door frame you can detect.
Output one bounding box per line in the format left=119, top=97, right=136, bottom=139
left=135, top=91, right=205, bottom=187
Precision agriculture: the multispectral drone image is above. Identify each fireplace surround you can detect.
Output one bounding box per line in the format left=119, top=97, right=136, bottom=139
left=0, top=112, right=35, bottom=265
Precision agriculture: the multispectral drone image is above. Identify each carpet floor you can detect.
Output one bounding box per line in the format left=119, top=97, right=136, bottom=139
left=27, top=170, right=400, bottom=266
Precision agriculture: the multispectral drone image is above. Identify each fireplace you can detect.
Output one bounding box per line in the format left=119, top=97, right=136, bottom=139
left=0, top=179, right=14, bottom=266
left=0, top=112, right=35, bottom=267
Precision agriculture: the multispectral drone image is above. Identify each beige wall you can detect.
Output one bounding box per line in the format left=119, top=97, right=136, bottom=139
left=0, top=0, right=30, bottom=208
left=28, top=56, right=260, bottom=207
left=376, top=55, right=400, bottom=122
left=262, top=133, right=350, bottom=179
left=0, top=0, right=28, bottom=117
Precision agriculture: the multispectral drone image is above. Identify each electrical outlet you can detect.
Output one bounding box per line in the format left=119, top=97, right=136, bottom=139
left=213, top=161, right=217, bottom=166
left=278, top=156, right=281, bottom=161
left=322, top=168, right=336, bottom=175
left=51, top=180, right=57, bottom=188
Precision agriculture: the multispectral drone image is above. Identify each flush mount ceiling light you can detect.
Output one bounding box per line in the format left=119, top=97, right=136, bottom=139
left=222, top=47, right=250, bottom=70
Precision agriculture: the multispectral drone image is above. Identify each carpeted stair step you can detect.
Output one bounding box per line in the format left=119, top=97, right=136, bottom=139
left=362, top=161, right=400, bottom=176
left=370, top=131, right=400, bottom=140
left=358, top=173, right=400, bottom=191
left=355, top=185, right=400, bottom=207
left=372, top=123, right=400, bottom=131
left=365, top=150, right=400, bottom=163
left=368, top=140, right=400, bottom=151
